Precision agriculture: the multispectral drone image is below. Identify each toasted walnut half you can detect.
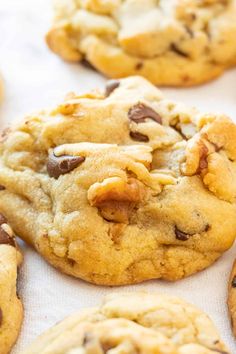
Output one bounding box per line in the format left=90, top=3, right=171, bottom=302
left=203, top=152, right=236, bottom=202
left=182, top=117, right=236, bottom=201
left=181, top=135, right=213, bottom=176
left=88, top=177, right=146, bottom=223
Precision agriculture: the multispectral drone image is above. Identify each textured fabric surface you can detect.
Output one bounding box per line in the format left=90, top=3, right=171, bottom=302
left=0, top=0, right=236, bottom=353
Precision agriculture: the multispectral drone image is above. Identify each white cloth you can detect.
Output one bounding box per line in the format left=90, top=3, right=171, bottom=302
left=0, top=1, right=236, bottom=352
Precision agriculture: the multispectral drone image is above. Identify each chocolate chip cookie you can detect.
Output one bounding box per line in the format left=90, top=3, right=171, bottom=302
left=228, top=259, right=236, bottom=337
left=21, top=292, right=229, bottom=354
left=1, top=76, right=236, bottom=285
left=46, top=0, right=236, bottom=86
left=0, top=213, right=23, bottom=354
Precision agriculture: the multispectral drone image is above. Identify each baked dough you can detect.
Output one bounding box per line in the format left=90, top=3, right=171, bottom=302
left=0, top=76, right=236, bottom=285
left=21, top=292, right=229, bottom=354
left=46, top=0, right=236, bottom=86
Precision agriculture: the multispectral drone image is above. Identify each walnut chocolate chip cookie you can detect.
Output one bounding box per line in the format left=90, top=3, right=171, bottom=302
left=0, top=213, right=23, bottom=354
left=228, top=259, right=236, bottom=337
left=21, top=292, right=229, bottom=354
left=46, top=0, right=236, bottom=86
left=1, top=76, right=236, bottom=285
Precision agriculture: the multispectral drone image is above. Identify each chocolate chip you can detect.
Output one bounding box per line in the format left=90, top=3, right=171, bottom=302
left=0, top=308, right=2, bottom=327
left=0, top=226, right=15, bottom=247
left=0, top=213, right=7, bottom=225
left=171, top=44, right=188, bottom=58
left=128, top=103, right=162, bottom=124
left=83, top=333, right=90, bottom=346
left=105, top=80, right=120, bottom=97
left=232, top=276, right=236, bottom=288
left=68, top=258, right=75, bottom=267
left=135, top=62, right=143, bottom=70
left=181, top=75, right=191, bottom=83
left=0, top=185, right=5, bottom=191
left=129, top=131, right=149, bottom=142
left=175, top=226, right=190, bottom=241
left=47, top=153, right=85, bottom=179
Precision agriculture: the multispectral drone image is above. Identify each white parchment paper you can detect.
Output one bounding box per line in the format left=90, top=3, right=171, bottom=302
left=0, top=1, right=236, bottom=352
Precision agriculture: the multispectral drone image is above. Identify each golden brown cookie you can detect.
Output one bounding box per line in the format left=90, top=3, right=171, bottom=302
left=0, top=212, right=23, bottom=354
left=46, top=0, right=236, bottom=86
left=1, top=76, right=236, bottom=285
left=21, top=292, right=229, bottom=354
left=228, top=259, right=236, bottom=337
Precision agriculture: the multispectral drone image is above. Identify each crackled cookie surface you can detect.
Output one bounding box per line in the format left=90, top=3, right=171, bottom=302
left=1, top=76, right=236, bottom=285
left=0, top=213, right=23, bottom=354
left=228, top=259, right=236, bottom=337
left=46, top=0, right=236, bottom=86
left=22, top=293, right=229, bottom=354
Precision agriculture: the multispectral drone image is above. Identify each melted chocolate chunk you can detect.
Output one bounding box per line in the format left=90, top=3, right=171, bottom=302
left=175, top=226, right=190, bottom=241
left=135, top=62, right=143, bottom=70
left=0, top=185, right=5, bottom=191
left=232, top=276, right=236, bottom=288
left=0, top=226, right=15, bottom=247
left=128, top=103, right=162, bottom=124
left=0, top=213, right=7, bottom=225
left=105, top=80, right=120, bottom=97
left=129, top=131, right=149, bottom=142
left=47, top=153, right=85, bottom=179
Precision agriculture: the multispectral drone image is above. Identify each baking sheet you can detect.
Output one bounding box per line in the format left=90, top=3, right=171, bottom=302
left=0, top=0, right=236, bottom=352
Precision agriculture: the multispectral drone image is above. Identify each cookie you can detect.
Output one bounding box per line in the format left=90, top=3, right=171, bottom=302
left=46, top=0, right=236, bottom=86
left=21, top=292, right=229, bottom=354
left=0, top=212, right=23, bottom=354
left=1, top=76, right=236, bottom=285
left=228, top=259, right=236, bottom=337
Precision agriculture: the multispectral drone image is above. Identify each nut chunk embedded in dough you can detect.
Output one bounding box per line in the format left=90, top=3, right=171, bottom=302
left=88, top=177, right=146, bottom=223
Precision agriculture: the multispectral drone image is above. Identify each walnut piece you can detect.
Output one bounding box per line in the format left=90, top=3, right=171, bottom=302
left=88, top=177, right=145, bottom=223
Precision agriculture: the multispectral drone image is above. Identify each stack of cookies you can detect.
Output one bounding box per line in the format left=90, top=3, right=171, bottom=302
left=1, top=1, right=236, bottom=353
